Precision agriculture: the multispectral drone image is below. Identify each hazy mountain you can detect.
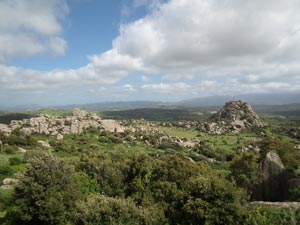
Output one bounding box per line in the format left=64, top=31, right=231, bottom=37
left=2, top=92, right=299, bottom=111
left=178, top=93, right=300, bottom=107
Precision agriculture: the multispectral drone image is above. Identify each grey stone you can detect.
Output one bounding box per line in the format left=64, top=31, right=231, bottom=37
left=37, top=140, right=51, bottom=148
left=57, top=133, right=64, bottom=140
left=253, top=151, right=287, bottom=201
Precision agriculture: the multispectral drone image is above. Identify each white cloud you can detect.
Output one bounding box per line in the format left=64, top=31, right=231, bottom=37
left=142, top=82, right=191, bottom=94
left=1, top=0, right=300, bottom=106
left=0, top=0, right=68, bottom=62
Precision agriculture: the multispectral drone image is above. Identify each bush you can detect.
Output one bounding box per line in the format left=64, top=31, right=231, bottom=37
left=14, top=153, right=83, bottom=225
left=158, top=140, right=182, bottom=150
left=4, top=147, right=15, bottom=154
left=74, top=194, right=165, bottom=225
left=7, top=135, right=28, bottom=146
left=0, top=165, right=13, bottom=182
left=289, top=187, right=300, bottom=201
left=229, top=152, right=259, bottom=193
left=9, top=157, right=22, bottom=166
left=245, top=207, right=300, bottom=225
left=109, top=135, right=123, bottom=144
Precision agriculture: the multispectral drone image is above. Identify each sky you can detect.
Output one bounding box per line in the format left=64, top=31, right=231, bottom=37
left=1, top=0, right=300, bottom=107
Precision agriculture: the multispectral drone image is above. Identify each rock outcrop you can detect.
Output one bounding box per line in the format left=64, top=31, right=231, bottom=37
left=0, top=109, right=125, bottom=136
left=199, top=100, right=262, bottom=134
left=1, top=178, right=18, bottom=190
left=0, top=124, right=11, bottom=136
left=253, top=151, right=288, bottom=201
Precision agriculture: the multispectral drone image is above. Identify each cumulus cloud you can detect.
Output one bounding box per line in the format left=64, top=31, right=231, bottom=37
left=0, top=0, right=68, bottom=61
left=116, top=0, right=300, bottom=95
left=142, top=82, right=191, bottom=94
left=1, top=0, right=300, bottom=106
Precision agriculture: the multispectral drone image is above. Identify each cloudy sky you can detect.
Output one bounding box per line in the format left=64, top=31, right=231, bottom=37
left=1, top=0, right=300, bottom=106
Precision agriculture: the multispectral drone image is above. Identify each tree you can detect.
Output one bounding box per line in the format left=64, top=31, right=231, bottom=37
left=229, top=152, right=259, bottom=193
left=14, top=153, right=82, bottom=225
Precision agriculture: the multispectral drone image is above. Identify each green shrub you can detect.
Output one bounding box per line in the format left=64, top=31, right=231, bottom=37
left=14, top=153, right=83, bottom=225
left=7, top=135, right=27, bottom=146
left=4, top=147, right=15, bottom=154
left=9, top=157, right=22, bottom=166
left=289, top=187, right=300, bottom=201
left=74, top=194, right=165, bottom=225
left=229, top=152, right=259, bottom=193
left=245, top=207, right=300, bottom=225
left=0, top=165, right=13, bottom=181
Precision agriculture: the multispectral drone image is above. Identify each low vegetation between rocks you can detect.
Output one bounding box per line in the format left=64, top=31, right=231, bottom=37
left=0, top=100, right=300, bottom=225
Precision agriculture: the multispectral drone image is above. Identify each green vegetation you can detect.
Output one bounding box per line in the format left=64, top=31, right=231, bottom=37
left=245, top=206, right=300, bottom=225
left=0, top=107, right=300, bottom=224
left=0, top=113, right=35, bottom=125
left=102, top=108, right=204, bottom=121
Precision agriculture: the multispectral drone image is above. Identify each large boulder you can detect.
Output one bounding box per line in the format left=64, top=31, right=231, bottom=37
left=4, top=109, right=124, bottom=136
left=253, top=151, right=288, bottom=201
left=100, top=120, right=125, bottom=132
left=213, top=100, right=262, bottom=127
left=1, top=178, right=19, bottom=190
left=72, top=108, right=88, bottom=118
left=0, top=124, right=12, bottom=136
left=199, top=100, right=262, bottom=134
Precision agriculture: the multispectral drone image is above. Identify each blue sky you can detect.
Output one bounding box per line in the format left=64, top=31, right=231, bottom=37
left=12, top=0, right=135, bottom=70
left=0, top=0, right=300, bottom=107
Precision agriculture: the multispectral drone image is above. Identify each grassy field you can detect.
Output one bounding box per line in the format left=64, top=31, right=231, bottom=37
left=159, top=127, right=199, bottom=139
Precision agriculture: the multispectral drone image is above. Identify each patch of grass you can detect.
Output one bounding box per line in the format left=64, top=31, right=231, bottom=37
left=159, top=127, right=199, bottom=139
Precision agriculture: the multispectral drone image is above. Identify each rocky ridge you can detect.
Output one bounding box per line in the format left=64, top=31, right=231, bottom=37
left=0, top=109, right=125, bottom=137
left=199, top=100, right=262, bottom=134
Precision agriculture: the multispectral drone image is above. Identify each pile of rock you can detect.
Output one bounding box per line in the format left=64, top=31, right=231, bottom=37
left=199, top=100, right=262, bottom=134
left=0, top=109, right=125, bottom=137
left=238, top=144, right=261, bottom=154
left=1, top=178, right=18, bottom=190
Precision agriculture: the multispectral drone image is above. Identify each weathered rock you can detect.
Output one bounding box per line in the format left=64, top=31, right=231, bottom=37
left=4, top=109, right=125, bottom=136
left=253, top=151, right=288, bottom=201
left=238, top=145, right=261, bottom=154
left=18, top=147, right=28, bottom=153
left=184, top=156, right=196, bottom=164
left=0, top=124, right=12, bottom=136
left=3, top=178, right=18, bottom=185
left=20, top=128, right=32, bottom=136
left=37, top=140, right=51, bottom=148
left=100, top=120, right=125, bottom=132
left=214, top=100, right=261, bottom=125
left=72, top=108, right=88, bottom=118
left=199, top=100, right=262, bottom=134
left=57, top=133, right=64, bottom=140
left=1, top=178, right=19, bottom=190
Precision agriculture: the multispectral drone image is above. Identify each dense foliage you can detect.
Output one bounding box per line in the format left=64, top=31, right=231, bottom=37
left=0, top=108, right=300, bottom=225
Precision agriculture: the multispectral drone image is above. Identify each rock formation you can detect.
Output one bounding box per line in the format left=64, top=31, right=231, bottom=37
left=253, top=151, right=288, bottom=201
left=199, top=100, right=262, bottom=134
left=1, top=178, right=18, bottom=190
left=0, top=109, right=125, bottom=136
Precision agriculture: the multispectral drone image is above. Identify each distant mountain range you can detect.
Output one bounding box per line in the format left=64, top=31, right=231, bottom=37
left=3, top=92, right=300, bottom=111
left=177, top=93, right=300, bottom=107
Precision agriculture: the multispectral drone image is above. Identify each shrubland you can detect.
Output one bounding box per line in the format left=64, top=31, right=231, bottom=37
left=0, top=108, right=300, bottom=224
